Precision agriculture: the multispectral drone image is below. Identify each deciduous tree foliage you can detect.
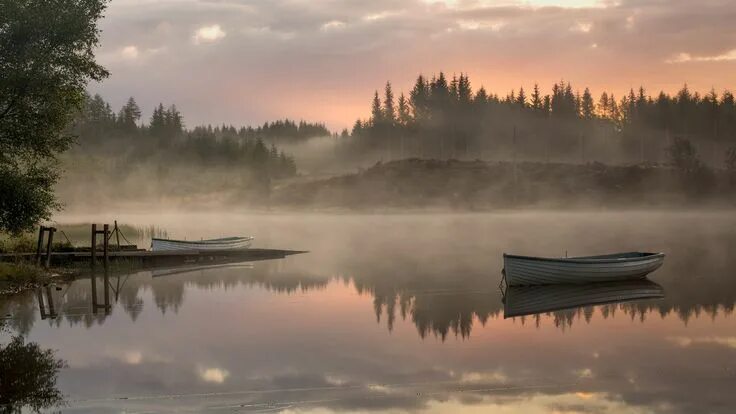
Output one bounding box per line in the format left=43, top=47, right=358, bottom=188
left=0, top=336, right=67, bottom=412
left=0, top=0, right=109, bottom=234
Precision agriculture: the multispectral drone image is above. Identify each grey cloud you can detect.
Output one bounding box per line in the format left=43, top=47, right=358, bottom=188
left=89, top=0, right=736, bottom=129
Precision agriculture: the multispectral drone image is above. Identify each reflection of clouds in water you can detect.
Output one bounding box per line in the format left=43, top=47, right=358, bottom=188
left=575, top=368, right=594, bottom=379
left=459, top=370, right=507, bottom=384
left=271, top=392, right=650, bottom=414
left=124, top=351, right=142, bottom=365
left=324, top=375, right=349, bottom=386
left=9, top=213, right=736, bottom=413
left=667, top=336, right=736, bottom=349
left=199, top=367, right=230, bottom=384
left=102, top=348, right=173, bottom=366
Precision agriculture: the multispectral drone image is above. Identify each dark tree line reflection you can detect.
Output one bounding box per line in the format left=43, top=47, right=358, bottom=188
left=1, top=251, right=735, bottom=340
left=0, top=335, right=66, bottom=413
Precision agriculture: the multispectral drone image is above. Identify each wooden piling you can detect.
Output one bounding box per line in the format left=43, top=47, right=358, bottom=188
left=91, top=224, right=97, bottom=269
left=103, top=268, right=111, bottom=314
left=37, top=288, right=47, bottom=320
left=103, top=224, right=109, bottom=269
left=45, top=285, right=56, bottom=318
left=35, top=226, right=45, bottom=265
left=44, top=227, right=55, bottom=268
left=90, top=272, right=98, bottom=314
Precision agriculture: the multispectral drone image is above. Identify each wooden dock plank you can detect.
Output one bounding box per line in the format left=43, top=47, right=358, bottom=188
left=0, top=248, right=307, bottom=264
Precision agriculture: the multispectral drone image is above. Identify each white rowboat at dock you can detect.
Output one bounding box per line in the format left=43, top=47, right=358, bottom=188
left=151, top=236, right=253, bottom=252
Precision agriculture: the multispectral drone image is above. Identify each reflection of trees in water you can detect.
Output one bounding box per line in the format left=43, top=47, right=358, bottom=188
left=347, top=269, right=503, bottom=340
left=369, top=288, right=503, bottom=340
left=359, top=271, right=736, bottom=339
left=1, top=253, right=735, bottom=339
left=0, top=291, right=36, bottom=336
left=0, top=336, right=66, bottom=413
left=0, top=263, right=332, bottom=333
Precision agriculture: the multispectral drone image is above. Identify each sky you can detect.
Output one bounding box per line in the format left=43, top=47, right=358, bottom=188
left=90, top=0, right=736, bottom=130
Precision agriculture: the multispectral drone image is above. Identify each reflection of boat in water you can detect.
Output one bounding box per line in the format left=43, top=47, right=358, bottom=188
left=503, top=252, right=665, bottom=286
left=151, top=236, right=253, bottom=251
left=151, top=262, right=255, bottom=278
left=503, top=279, right=664, bottom=318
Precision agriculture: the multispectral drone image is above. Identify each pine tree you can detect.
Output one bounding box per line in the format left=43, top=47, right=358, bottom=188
left=474, top=86, right=489, bottom=105
left=150, top=103, right=166, bottom=136
left=458, top=73, right=472, bottom=105
left=450, top=74, right=459, bottom=100
left=118, top=97, right=141, bottom=131
left=598, top=92, right=610, bottom=118
left=371, top=91, right=383, bottom=126
left=410, top=75, right=429, bottom=123
left=430, top=72, right=450, bottom=108
left=608, top=94, right=620, bottom=122
left=168, top=105, right=183, bottom=136
left=531, top=83, right=542, bottom=111
left=517, top=87, right=527, bottom=108
left=352, top=119, right=364, bottom=136
left=397, top=93, right=411, bottom=126
left=581, top=88, right=595, bottom=120
left=543, top=95, right=551, bottom=117
left=383, top=82, right=396, bottom=124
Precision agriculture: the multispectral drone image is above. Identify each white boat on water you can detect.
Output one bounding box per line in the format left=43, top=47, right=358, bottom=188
left=151, top=236, right=253, bottom=252
left=503, top=279, right=664, bottom=318
left=503, top=252, right=665, bottom=286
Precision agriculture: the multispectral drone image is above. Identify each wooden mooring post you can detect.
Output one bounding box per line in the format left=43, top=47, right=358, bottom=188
left=35, top=226, right=56, bottom=268
left=90, top=224, right=110, bottom=269
left=90, top=224, right=97, bottom=269
left=90, top=268, right=111, bottom=315
left=35, top=226, right=45, bottom=265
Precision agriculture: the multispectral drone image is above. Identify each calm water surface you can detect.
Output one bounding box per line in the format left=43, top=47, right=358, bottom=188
left=2, top=211, right=736, bottom=413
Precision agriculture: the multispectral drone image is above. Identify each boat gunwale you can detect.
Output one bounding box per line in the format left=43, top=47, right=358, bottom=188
left=151, top=237, right=254, bottom=246
left=503, top=252, right=665, bottom=265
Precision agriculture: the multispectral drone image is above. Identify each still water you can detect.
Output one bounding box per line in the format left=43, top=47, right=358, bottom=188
left=2, top=211, right=736, bottom=413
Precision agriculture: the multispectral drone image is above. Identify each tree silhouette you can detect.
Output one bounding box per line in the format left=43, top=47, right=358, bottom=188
left=0, top=336, right=66, bottom=413
left=0, top=0, right=108, bottom=234
left=343, top=72, right=736, bottom=172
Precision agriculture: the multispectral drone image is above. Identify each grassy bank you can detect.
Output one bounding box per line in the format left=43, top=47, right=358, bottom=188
left=0, top=263, right=49, bottom=295
left=0, top=223, right=167, bottom=254
left=0, top=222, right=167, bottom=296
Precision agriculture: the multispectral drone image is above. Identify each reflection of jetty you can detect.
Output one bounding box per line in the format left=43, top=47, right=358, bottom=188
left=503, top=280, right=664, bottom=318
left=0, top=248, right=307, bottom=266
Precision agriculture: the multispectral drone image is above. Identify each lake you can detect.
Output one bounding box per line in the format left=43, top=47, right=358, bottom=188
left=2, top=211, right=735, bottom=413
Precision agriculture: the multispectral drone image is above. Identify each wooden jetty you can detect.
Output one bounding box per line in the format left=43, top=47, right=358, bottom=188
left=0, top=224, right=306, bottom=267
left=0, top=248, right=307, bottom=266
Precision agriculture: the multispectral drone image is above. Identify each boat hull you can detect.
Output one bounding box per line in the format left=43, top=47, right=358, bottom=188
left=503, top=279, right=664, bottom=318
left=503, top=252, right=664, bottom=286
left=151, top=237, right=253, bottom=252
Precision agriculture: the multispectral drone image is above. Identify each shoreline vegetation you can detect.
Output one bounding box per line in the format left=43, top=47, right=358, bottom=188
left=0, top=223, right=167, bottom=297
left=0, top=263, right=50, bottom=296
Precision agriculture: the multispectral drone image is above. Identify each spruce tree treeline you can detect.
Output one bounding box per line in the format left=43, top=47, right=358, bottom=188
left=73, top=94, right=317, bottom=178
left=347, top=73, right=736, bottom=166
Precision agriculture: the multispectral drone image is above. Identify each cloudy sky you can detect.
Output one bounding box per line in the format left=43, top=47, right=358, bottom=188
left=90, top=0, right=736, bottom=130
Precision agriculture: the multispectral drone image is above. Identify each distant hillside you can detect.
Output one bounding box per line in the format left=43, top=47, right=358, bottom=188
left=271, top=159, right=736, bottom=210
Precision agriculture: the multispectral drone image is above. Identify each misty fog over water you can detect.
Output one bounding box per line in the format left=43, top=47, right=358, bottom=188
left=3, top=211, right=735, bottom=413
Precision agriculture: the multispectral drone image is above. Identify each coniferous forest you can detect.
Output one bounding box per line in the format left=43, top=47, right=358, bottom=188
left=57, top=94, right=332, bottom=207
left=58, top=74, right=736, bottom=210
left=342, top=72, right=736, bottom=169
